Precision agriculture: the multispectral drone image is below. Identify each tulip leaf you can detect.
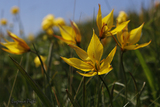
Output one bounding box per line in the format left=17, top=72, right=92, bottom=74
left=9, top=56, right=53, bottom=107
left=135, top=50, right=157, bottom=99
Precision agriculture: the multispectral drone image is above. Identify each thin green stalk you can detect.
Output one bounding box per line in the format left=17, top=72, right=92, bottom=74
left=128, top=71, right=140, bottom=107
left=98, top=75, right=113, bottom=107
left=31, top=44, right=52, bottom=102
left=120, top=51, right=127, bottom=102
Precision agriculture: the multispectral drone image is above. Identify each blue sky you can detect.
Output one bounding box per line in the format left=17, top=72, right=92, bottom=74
left=0, top=0, right=153, bottom=36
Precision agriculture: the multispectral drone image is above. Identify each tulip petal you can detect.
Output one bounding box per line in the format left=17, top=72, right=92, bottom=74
left=102, top=9, right=114, bottom=28
left=59, top=26, right=76, bottom=43
left=1, top=42, right=25, bottom=54
left=87, top=30, right=103, bottom=62
left=70, top=21, right=81, bottom=43
left=111, top=20, right=130, bottom=35
left=53, top=35, right=76, bottom=44
left=134, top=40, right=151, bottom=50
left=96, top=4, right=102, bottom=34
left=69, top=44, right=90, bottom=61
left=98, top=64, right=113, bottom=75
left=61, top=57, right=93, bottom=71
left=101, top=46, right=117, bottom=68
left=77, top=71, right=97, bottom=77
left=128, top=23, right=144, bottom=45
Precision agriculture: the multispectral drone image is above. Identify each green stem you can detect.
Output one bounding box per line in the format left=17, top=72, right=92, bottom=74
left=98, top=75, right=113, bottom=107
left=120, top=51, right=127, bottom=102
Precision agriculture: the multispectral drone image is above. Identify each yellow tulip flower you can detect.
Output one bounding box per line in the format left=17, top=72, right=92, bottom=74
left=116, top=23, right=151, bottom=50
left=11, top=6, right=19, bottom=15
left=97, top=4, right=130, bottom=39
left=42, top=14, right=55, bottom=30
left=42, top=14, right=65, bottom=31
left=117, top=11, right=127, bottom=24
left=0, top=18, right=7, bottom=25
left=54, top=21, right=81, bottom=45
left=0, top=31, right=30, bottom=54
left=61, top=30, right=117, bottom=77
left=34, top=56, right=46, bottom=67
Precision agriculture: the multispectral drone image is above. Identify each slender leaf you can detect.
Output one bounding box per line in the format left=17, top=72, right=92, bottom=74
left=10, top=56, right=53, bottom=107
left=135, top=50, right=157, bottom=99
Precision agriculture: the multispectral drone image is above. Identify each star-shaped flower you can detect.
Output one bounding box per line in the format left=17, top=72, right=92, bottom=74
left=61, top=30, right=117, bottom=77
left=116, top=23, right=151, bottom=50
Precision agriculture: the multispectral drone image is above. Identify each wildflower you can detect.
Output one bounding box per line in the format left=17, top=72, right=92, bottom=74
left=11, top=6, right=19, bottom=15
left=0, top=31, right=30, bottom=54
left=54, top=21, right=81, bottom=45
left=117, top=11, right=127, bottom=24
left=0, top=18, right=7, bottom=25
left=27, top=33, right=34, bottom=42
left=116, top=23, right=151, bottom=50
left=41, top=14, right=65, bottom=31
left=42, top=14, right=55, bottom=30
left=61, top=30, right=117, bottom=77
left=34, top=56, right=46, bottom=67
left=53, top=17, right=65, bottom=26
left=97, top=4, right=129, bottom=39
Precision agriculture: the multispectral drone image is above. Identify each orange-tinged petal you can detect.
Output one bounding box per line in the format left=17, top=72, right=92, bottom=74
left=98, top=64, right=113, bottom=75
left=128, top=23, right=144, bottom=45
left=69, top=44, right=90, bottom=61
left=1, top=42, right=26, bottom=54
left=87, top=30, right=103, bottom=62
left=111, top=20, right=130, bottom=35
left=7, top=31, right=30, bottom=50
left=61, top=57, right=93, bottom=71
left=102, top=9, right=114, bottom=28
left=96, top=4, right=102, bottom=34
left=77, top=71, right=97, bottom=77
left=70, top=21, right=81, bottom=43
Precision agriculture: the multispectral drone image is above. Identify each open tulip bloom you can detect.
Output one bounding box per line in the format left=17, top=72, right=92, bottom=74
left=0, top=31, right=30, bottom=54
left=61, top=30, right=117, bottom=77
left=54, top=21, right=81, bottom=46
left=97, top=4, right=130, bottom=39
left=116, top=23, right=151, bottom=50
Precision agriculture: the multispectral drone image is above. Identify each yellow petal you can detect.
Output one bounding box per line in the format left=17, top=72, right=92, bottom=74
left=1, top=42, right=25, bottom=54
left=87, top=30, right=103, bottom=62
left=70, top=21, right=81, bottom=43
left=77, top=71, right=97, bottom=77
left=61, top=57, right=93, bottom=71
left=102, top=9, right=114, bottom=28
left=100, top=46, right=117, bottom=68
left=134, top=40, right=151, bottom=50
left=69, top=44, right=90, bottom=61
left=98, top=64, right=113, bottom=75
left=53, top=35, right=76, bottom=44
left=96, top=4, right=102, bottom=34
left=59, top=26, right=76, bottom=43
left=128, top=23, right=144, bottom=45
left=116, top=31, right=122, bottom=45
left=111, top=20, right=130, bottom=35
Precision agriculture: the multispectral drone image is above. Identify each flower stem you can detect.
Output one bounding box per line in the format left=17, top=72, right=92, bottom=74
left=98, top=75, right=113, bottom=107
left=120, top=50, right=127, bottom=102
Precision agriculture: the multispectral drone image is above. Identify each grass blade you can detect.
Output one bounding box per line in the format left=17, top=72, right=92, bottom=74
left=135, top=50, right=157, bottom=99
left=10, top=56, right=53, bottom=107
